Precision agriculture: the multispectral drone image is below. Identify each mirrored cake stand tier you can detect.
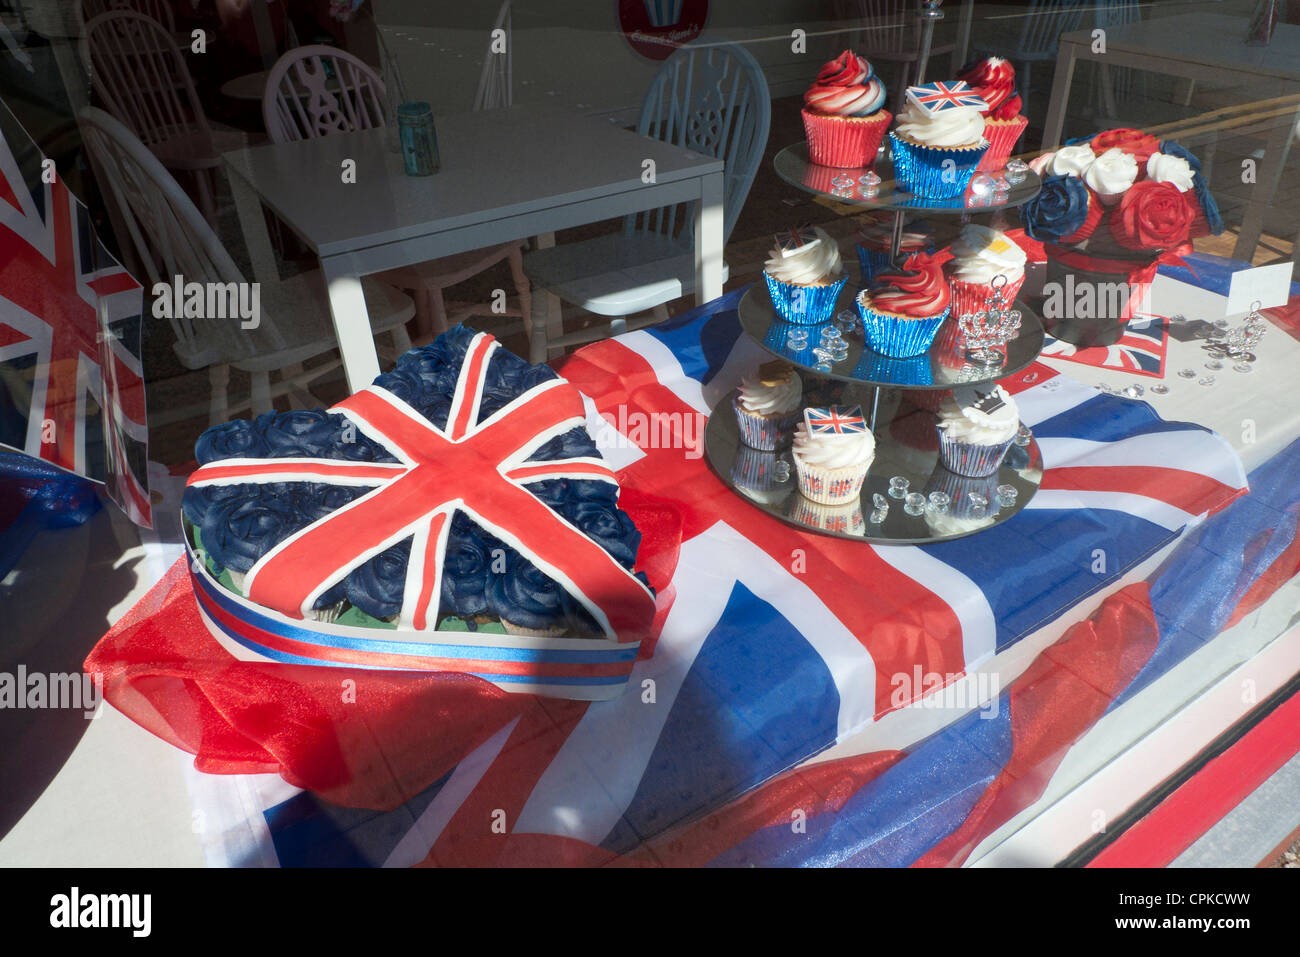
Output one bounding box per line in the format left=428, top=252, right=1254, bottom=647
left=773, top=142, right=1043, bottom=214
left=739, top=285, right=1045, bottom=392
left=705, top=389, right=1044, bottom=545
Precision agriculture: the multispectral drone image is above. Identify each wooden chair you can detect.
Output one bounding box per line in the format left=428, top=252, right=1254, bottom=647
left=262, top=43, right=532, bottom=343
left=972, top=0, right=1090, bottom=116
left=81, top=106, right=415, bottom=424
left=80, top=0, right=176, bottom=34
left=523, top=40, right=770, bottom=362
left=85, top=10, right=249, bottom=227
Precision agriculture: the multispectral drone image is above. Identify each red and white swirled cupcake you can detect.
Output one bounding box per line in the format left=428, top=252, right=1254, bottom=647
left=855, top=251, right=953, bottom=358
left=944, top=223, right=1028, bottom=319
left=802, top=51, right=891, bottom=168
left=957, top=57, right=1027, bottom=173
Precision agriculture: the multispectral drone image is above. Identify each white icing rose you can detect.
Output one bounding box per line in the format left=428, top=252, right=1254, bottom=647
left=765, top=227, right=845, bottom=285
left=1049, top=143, right=1096, bottom=178
left=1146, top=152, right=1195, bottom=192
left=948, top=224, right=1027, bottom=284
left=936, top=386, right=1020, bottom=445
left=895, top=102, right=986, bottom=149
left=738, top=369, right=802, bottom=416
left=792, top=420, right=875, bottom=469
left=1084, top=147, right=1138, bottom=204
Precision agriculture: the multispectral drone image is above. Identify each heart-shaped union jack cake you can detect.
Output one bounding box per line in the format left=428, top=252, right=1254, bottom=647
left=180, top=327, right=656, bottom=700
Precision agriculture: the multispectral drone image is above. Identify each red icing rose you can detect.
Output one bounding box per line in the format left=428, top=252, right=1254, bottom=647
left=1090, top=128, right=1160, bottom=167
left=1109, top=180, right=1194, bottom=250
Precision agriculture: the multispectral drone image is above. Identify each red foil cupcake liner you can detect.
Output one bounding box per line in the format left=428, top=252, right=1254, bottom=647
left=948, top=275, right=1026, bottom=321
left=802, top=108, right=892, bottom=169
left=976, top=116, right=1029, bottom=173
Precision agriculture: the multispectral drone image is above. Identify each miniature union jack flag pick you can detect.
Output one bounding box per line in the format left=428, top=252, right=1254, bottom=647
left=804, top=405, right=869, bottom=435
left=905, top=80, right=988, bottom=115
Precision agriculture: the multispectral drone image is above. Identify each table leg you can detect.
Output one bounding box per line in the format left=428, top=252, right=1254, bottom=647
left=319, top=259, right=381, bottom=393
left=695, top=169, right=725, bottom=306
left=1098, top=62, right=1117, bottom=119
left=1042, top=42, right=1079, bottom=150
left=531, top=231, right=564, bottom=364
left=226, top=167, right=281, bottom=287
left=1233, top=109, right=1297, bottom=262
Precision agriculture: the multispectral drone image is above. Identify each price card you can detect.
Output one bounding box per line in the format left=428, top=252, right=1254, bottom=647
left=1225, top=262, right=1293, bottom=316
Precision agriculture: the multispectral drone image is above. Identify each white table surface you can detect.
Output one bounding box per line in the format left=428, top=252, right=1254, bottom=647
left=222, top=106, right=726, bottom=392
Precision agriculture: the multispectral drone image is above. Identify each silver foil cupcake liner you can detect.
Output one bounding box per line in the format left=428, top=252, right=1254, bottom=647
left=922, top=468, right=1001, bottom=519
left=732, top=394, right=799, bottom=451
left=764, top=271, right=847, bottom=326
left=935, top=429, right=1015, bottom=478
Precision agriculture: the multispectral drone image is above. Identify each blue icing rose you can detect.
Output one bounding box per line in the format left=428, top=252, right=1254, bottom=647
left=560, top=481, right=640, bottom=569
left=199, top=487, right=307, bottom=573
left=486, top=550, right=597, bottom=633
left=346, top=539, right=411, bottom=619
left=196, top=420, right=268, bottom=465
left=1158, top=140, right=1221, bottom=234
left=528, top=426, right=598, bottom=463
left=1020, top=174, right=1091, bottom=241
left=438, top=513, right=499, bottom=617
left=182, top=482, right=252, bottom=531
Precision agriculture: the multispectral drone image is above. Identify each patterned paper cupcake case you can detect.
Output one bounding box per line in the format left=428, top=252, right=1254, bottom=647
left=765, top=271, right=847, bottom=326
left=976, top=116, right=1029, bottom=173
left=802, top=108, right=892, bottom=169
left=889, top=133, right=989, bottom=200
left=856, top=297, right=950, bottom=359
left=730, top=443, right=782, bottom=491
left=922, top=469, right=1001, bottom=520
left=732, top=393, right=799, bottom=451
left=788, top=496, right=865, bottom=536
left=793, top=455, right=869, bottom=506
left=935, top=428, right=1015, bottom=478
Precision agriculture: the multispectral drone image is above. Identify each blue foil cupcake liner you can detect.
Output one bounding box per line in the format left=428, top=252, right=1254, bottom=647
left=856, top=299, right=950, bottom=359
left=889, top=133, right=988, bottom=200
left=732, top=394, right=799, bottom=451
left=935, top=428, right=1015, bottom=478
left=764, top=272, right=847, bottom=326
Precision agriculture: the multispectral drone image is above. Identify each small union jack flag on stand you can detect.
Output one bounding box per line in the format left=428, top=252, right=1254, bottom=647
left=905, top=80, right=988, bottom=115
left=804, top=405, right=869, bottom=434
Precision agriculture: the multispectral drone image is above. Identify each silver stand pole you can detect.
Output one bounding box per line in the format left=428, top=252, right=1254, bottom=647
left=914, top=0, right=946, bottom=87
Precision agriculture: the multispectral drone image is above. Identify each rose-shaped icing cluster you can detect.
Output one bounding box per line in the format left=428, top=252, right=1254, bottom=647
left=1020, top=173, right=1099, bottom=242
left=866, top=251, right=951, bottom=317
left=956, top=56, right=1022, bottom=120
left=1090, top=128, right=1160, bottom=166
left=803, top=50, right=886, bottom=117
left=183, top=325, right=649, bottom=628
left=1160, top=138, right=1224, bottom=236
left=1109, top=179, right=1194, bottom=250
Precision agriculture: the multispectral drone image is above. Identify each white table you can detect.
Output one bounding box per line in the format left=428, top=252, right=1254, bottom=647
left=222, top=107, right=726, bottom=392
left=1042, top=12, right=1300, bottom=262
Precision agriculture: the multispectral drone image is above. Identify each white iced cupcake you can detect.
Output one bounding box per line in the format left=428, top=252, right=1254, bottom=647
left=1083, top=147, right=1138, bottom=206
left=763, top=227, right=848, bottom=325
left=935, top=385, right=1020, bottom=477
left=791, top=405, right=876, bottom=505
left=732, top=361, right=803, bottom=450
left=945, top=224, right=1028, bottom=319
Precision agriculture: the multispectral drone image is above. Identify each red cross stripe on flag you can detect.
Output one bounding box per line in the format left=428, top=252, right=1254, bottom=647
left=186, top=332, right=656, bottom=640
left=905, top=80, right=987, bottom=115
left=805, top=405, right=869, bottom=434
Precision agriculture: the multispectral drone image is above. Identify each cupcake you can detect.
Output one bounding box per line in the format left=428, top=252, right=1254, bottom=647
left=789, top=496, right=866, bottom=536
left=791, top=405, right=875, bottom=506
left=853, top=211, right=933, bottom=284
left=944, top=223, right=1028, bottom=320
left=934, top=385, right=1020, bottom=477
left=889, top=81, right=988, bottom=199
left=732, top=360, right=803, bottom=450
left=802, top=51, right=892, bottom=168
left=856, top=250, right=952, bottom=358
left=1084, top=147, right=1138, bottom=206
left=957, top=57, right=1027, bottom=173
left=763, top=226, right=848, bottom=325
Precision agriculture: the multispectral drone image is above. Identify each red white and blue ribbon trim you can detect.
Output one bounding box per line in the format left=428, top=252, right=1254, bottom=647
left=184, top=534, right=642, bottom=700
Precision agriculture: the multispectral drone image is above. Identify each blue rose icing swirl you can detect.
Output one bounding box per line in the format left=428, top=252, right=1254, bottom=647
left=1020, top=174, right=1091, bottom=242
left=1159, top=139, right=1223, bottom=235
left=188, top=324, right=650, bottom=629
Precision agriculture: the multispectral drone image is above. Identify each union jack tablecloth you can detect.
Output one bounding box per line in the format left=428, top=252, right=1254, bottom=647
left=89, top=287, right=1264, bottom=867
